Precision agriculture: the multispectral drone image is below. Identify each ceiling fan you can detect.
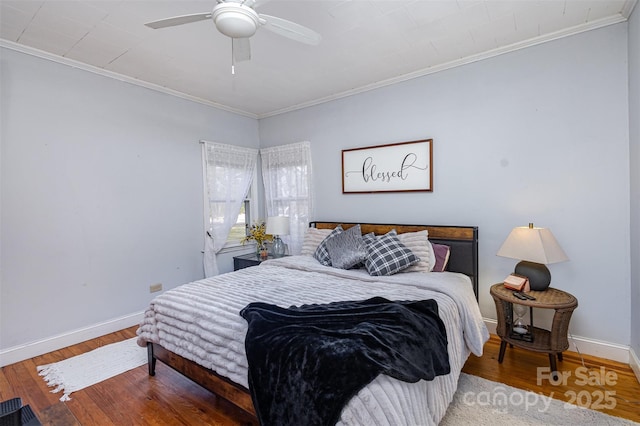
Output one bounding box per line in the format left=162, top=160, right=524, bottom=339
left=145, top=0, right=321, bottom=67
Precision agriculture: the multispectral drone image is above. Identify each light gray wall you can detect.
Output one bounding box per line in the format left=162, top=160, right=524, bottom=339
left=260, top=24, right=631, bottom=345
left=1, top=18, right=635, bottom=358
left=629, top=6, right=639, bottom=358
left=0, top=48, right=259, bottom=349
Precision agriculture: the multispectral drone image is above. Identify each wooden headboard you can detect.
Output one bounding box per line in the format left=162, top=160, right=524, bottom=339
left=309, top=222, right=479, bottom=299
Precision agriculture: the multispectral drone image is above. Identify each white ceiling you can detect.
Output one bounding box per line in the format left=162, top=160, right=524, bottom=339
left=1, top=0, right=636, bottom=118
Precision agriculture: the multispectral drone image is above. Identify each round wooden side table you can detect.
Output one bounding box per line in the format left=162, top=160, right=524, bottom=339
left=490, top=283, right=578, bottom=374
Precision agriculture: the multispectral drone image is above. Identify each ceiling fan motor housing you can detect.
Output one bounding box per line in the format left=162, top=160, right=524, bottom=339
left=212, top=4, right=259, bottom=38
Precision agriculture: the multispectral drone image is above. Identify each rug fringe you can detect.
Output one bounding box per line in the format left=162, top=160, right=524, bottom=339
left=37, top=364, right=73, bottom=401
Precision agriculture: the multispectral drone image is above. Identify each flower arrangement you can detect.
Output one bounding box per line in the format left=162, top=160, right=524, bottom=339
left=242, top=220, right=273, bottom=248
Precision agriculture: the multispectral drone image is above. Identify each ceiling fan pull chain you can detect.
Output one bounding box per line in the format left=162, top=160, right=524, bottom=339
left=231, top=39, right=235, bottom=75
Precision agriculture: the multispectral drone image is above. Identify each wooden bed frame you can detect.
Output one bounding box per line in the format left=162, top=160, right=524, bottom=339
left=147, top=222, right=479, bottom=417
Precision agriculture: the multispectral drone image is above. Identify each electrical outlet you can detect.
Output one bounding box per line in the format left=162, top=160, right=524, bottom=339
left=149, top=283, right=163, bottom=293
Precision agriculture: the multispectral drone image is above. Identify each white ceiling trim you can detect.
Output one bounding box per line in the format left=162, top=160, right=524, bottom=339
left=622, top=0, right=639, bottom=17
left=0, top=39, right=259, bottom=119
left=1, top=4, right=633, bottom=120
left=260, top=13, right=630, bottom=118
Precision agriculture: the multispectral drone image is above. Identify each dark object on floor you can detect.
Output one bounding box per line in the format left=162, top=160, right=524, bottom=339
left=0, top=398, right=42, bottom=426
left=38, top=402, right=81, bottom=426
left=241, top=296, right=450, bottom=426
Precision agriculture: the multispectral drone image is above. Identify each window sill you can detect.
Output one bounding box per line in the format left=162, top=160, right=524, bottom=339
left=218, top=243, right=255, bottom=255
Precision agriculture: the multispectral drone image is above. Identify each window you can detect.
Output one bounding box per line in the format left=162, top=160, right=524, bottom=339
left=260, top=141, right=313, bottom=255
left=207, top=168, right=258, bottom=249
left=223, top=171, right=257, bottom=247
left=226, top=199, right=250, bottom=244
left=202, top=141, right=258, bottom=276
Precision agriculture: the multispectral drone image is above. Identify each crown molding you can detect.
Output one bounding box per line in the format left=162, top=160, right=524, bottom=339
left=0, top=39, right=258, bottom=119
left=621, top=0, right=638, bottom=18
left=259, top=13, right=629, bottom=118
left=1, top=8, right=631, bottom=120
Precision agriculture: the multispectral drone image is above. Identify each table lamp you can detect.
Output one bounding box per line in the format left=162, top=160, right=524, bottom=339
left=496, top=223, right=568, bottom=291
left=266, top=216, right=289, bottom=257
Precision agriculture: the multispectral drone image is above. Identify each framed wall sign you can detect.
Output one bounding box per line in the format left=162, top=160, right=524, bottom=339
left=342, top=139, right=433, bottom=193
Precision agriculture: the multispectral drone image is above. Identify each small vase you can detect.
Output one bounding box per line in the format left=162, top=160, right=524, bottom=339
left=257, top=243, right=268, bottom=260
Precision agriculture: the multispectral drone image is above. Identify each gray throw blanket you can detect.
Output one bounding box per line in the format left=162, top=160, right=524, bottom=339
left=240, top=297, right=450, bottom=426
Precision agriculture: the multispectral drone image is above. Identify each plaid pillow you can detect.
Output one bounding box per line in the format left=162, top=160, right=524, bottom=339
left=313, top=226, right=343, bottom=266
left=361, top=232, right=376, bottom=246
left=365, top=230, right=420, bottom=276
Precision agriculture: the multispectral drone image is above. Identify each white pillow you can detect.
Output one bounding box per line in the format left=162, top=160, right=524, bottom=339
left=397, top=230, right=434, bottom=272
left=300, top=227, right=333, bottom=256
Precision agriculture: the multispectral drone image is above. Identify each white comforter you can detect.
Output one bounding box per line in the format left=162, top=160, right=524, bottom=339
left=137, top=256, right=488, bottom=425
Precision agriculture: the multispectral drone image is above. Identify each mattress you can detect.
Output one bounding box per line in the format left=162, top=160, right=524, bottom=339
left=137, top=255, right=489, bottom=425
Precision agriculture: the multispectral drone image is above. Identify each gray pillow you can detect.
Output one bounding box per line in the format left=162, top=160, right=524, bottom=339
left=365, top=230, right=420, bottom=276
left=325, top=225, right=367, bottom=269
left=313, top=226, right=343, bottom=266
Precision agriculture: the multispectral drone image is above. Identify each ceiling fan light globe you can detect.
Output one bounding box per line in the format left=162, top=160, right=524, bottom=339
left=212, top=4, right=259, bottom=38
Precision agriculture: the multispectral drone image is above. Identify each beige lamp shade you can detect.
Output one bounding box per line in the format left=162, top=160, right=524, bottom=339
left=497, top=224, right=568, bottom=291
left=497, top=225, right=568, bottom=264
left=266, top=216, right=290, bottom=236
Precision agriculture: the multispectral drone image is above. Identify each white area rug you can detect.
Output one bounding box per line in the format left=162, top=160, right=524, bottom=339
left=442, top=373, right=639, bottom=425
left=37, top=338, right=146, bottom=401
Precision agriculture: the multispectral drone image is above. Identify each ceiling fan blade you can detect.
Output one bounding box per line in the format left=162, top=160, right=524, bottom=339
left=233, top=38, right=251, bottom=62
left=145, top=13, right=212, bottom=29
left=259, top=14, right=321, bottom=45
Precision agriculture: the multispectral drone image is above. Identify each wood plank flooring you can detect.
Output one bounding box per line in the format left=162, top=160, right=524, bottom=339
left=1, top=328, right=638, bottom=425
left=463, top=334, right=640, bottom=423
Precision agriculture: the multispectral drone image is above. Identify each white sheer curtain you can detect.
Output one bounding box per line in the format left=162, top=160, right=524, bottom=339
left=260, top=141, right=313, bottom=255
left=202, top=141, right=258, bottom=277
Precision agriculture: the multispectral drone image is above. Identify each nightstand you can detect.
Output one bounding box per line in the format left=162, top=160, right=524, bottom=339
left=233, top=253, right=285, bottom=271
left=490, top=283, right=578, bottom=374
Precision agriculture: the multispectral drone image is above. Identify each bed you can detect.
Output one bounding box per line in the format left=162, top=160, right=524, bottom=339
left=136, top=222, right=488, bottom=425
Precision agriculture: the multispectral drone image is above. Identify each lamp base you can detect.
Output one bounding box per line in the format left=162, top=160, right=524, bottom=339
left=515, top=261, right=551, bottom=291
left=272, top=236, right=285, bottom=257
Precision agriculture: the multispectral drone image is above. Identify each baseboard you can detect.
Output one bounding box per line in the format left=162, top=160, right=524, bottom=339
left=483, top=318, right=630, bottom=364
left=0, top=311, right=144, bottom=367
left=2, top=313, right=635, bottom=372
left=630, top=347, right=640, bottom=384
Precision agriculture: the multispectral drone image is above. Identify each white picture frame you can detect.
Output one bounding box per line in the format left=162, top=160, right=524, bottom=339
left=342, top=139, right=433, bottom=193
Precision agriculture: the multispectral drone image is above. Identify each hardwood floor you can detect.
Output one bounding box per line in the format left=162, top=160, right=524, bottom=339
left=462, top=334, right=640, bottom=423
left=1, top=328, right=639, bottom=425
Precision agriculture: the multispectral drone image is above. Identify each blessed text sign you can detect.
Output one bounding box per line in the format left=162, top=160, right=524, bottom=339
left=342, top=139, right=433, bottom=193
